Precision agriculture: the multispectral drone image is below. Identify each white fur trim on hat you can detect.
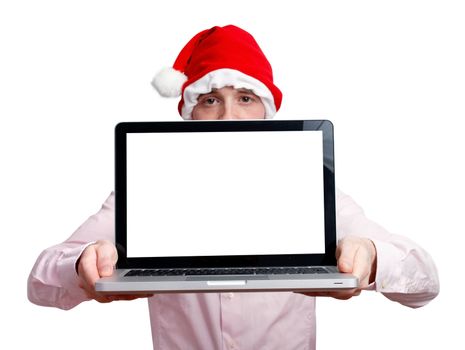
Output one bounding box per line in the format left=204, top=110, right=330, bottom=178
left=181, top=68, right=276, bottom=120
left=152, top=67, right=188, bottom=97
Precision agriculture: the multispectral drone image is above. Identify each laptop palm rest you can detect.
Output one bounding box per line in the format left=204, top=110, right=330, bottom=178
left=187, top=275, right=269, bottom=281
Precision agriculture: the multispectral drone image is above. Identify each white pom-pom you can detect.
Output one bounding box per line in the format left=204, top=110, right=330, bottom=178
left=151, top=67, right=188, bottom=97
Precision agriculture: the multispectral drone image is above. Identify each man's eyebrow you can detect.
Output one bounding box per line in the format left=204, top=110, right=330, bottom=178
left=236, top=88, right=256, bottom=94
left=197, top=87, right=257, bottom=99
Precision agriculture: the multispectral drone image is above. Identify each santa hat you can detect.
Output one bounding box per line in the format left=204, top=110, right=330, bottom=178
left=151, top=25, right=282, bottom=119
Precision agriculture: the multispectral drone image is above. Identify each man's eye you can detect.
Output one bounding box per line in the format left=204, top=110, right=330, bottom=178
left=240, top=96, right=253, bottom=103
left=203, top=97, right=218, bottom=105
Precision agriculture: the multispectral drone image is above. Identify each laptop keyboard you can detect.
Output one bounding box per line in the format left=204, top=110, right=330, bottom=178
left=125, top=267, right=329, bottom=277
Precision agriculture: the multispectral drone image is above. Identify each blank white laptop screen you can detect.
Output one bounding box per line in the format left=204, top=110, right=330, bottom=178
left=126, top=130, right=325, bottom=258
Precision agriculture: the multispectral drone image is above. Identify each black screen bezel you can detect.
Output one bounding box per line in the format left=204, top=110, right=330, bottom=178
left=115, top=120, right=336, bottom=268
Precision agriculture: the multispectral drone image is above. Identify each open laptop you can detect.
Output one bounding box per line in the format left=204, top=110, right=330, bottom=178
left=96, top=119, right=358, bottom=294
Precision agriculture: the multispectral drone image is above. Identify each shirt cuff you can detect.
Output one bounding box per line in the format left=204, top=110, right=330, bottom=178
left=370, top=238, right=405, bottom=293
left=56, top=242, right=95, bottom=292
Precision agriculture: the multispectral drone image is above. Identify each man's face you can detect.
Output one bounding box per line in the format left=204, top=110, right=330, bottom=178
left=192, top=86, right=266, bottom=120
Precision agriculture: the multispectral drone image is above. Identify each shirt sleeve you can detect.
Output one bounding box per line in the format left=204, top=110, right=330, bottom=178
left=336, top=189, right=439, bottom=308
left=27, top=192, right=115, bottom=310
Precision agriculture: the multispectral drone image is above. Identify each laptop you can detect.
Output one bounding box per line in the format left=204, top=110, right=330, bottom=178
left=96, top=119, right=358, bottom=294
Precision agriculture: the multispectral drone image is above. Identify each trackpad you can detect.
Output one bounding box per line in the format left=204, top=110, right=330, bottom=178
left=207, top=280, right=247, bottom=286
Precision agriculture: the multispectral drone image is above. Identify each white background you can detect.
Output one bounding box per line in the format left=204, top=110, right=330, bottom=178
left=127, top=131, right=325, bottom=257
left=1, top=1, right=463, bottom=349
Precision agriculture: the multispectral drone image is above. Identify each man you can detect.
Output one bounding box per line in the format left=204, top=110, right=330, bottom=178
left=28, top=25, right=439, bottom=349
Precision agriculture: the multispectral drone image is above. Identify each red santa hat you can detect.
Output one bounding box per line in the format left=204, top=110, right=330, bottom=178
left=152, top=25, right=282, bottom=119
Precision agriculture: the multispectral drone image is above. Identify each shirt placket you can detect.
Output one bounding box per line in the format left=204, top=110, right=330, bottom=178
left=220, top=292, right=242, bottom=350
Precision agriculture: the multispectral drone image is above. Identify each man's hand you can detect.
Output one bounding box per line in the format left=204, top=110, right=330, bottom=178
left=301, top=236, right=377, bottom=300
left=77, top=240, right=152, bottom=303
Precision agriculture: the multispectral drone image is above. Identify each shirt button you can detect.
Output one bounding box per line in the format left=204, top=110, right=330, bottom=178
left=227, top=292, right=234, bottom=299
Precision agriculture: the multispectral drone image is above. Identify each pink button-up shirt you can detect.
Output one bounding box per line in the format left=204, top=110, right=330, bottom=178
left=27, top=190, right=439, bottom=349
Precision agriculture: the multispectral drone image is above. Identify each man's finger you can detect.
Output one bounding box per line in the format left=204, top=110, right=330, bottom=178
left=78, top=245, right=101, bottom=289
left=96, top=242, right=117, bottom=277
left=351, top=246, right=371, bottom=285
left=299, top=288, right=360, bottom=300
left=331, top=289, right=361, bottom=300
left=91, top=293, right=154, bottom=303
left=337, top=239, right=358, bottom=273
